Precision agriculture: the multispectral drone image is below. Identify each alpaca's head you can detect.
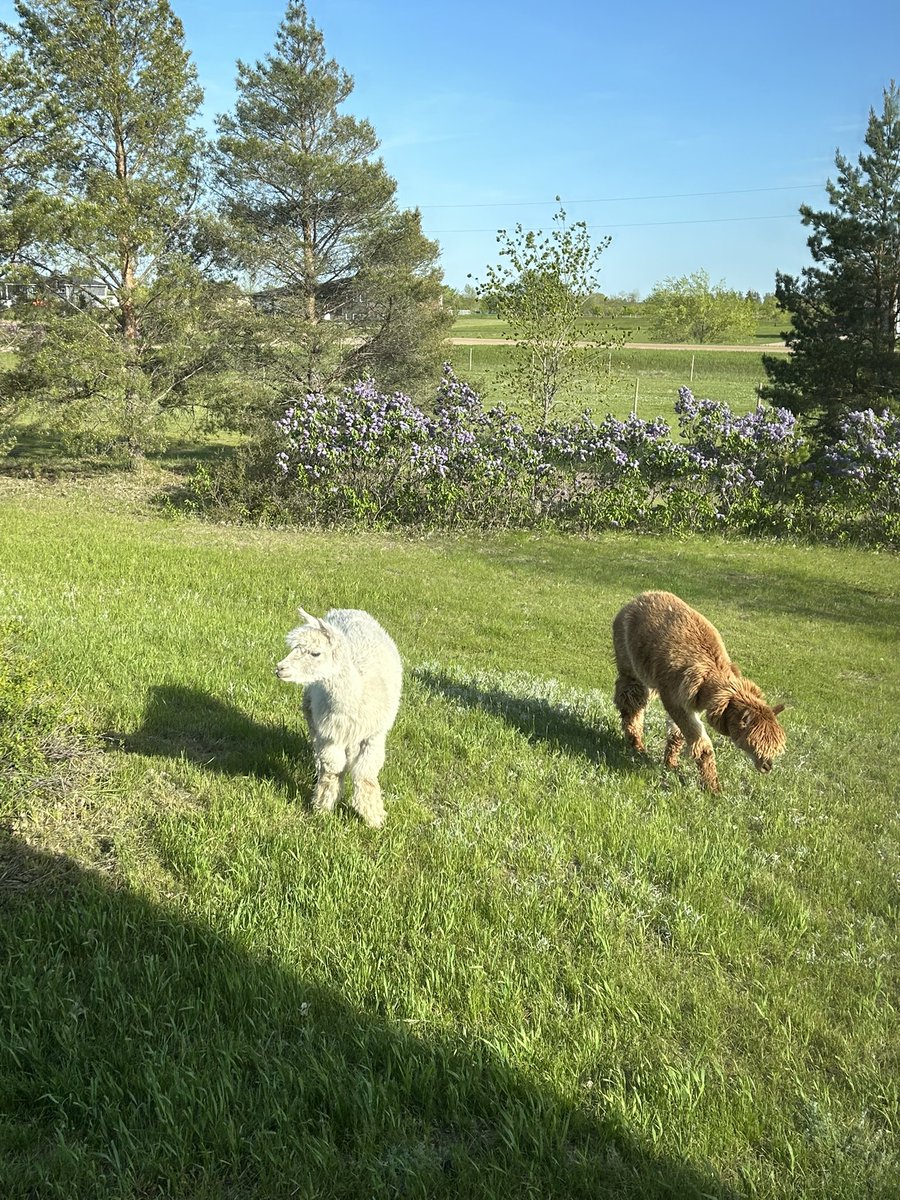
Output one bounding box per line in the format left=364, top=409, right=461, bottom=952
left=710, top=687, right=787, bottom=773
left=275, top=608, right=339, bottom=685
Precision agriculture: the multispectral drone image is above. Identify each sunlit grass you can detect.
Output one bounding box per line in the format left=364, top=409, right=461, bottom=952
left=450, top=312, right=790, bottom=345
left=0, top=478, right=897, bottom=1198
left=447, top=342, right=781, bottom=420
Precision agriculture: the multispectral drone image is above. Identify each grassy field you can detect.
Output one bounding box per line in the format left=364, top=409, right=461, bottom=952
left=448, top=342, right=779, bottom=421
left=0, top=467, right=897, bottom=1199
left=450, top=314, right=790, bottom=345
left=447, top=314, right=790, bottom=420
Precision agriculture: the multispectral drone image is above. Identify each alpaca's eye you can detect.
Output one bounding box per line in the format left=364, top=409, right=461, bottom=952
left=310, top=650, right=321, bottom=657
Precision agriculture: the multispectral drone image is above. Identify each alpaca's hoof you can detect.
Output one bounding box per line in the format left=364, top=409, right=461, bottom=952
left=310, top=780, right=339, bottom=814
left=353, top=780, right=385, bottom=829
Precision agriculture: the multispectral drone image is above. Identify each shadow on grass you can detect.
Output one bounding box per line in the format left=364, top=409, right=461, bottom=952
left=0, top=431, right=129, bottom=480
left=483, top=549, right=897, bottom=639
left=0, top=832, right=744, bottom=1199
left=413, top=666, right=634, bottom=771
left=1, top=420, right=239, bottom=483
left=114, top=684, right=312, bottom=798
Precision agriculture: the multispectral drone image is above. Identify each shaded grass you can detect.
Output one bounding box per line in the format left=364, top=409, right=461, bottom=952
left=0, top=479, right=897, bottom=1198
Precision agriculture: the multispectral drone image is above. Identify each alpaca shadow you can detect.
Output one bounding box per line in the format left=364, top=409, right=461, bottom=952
left=0, top=832, right=744, bottom=1199
left=414, top=667, right=635, bottom=771
left=115, top=684, right=312, bottom=797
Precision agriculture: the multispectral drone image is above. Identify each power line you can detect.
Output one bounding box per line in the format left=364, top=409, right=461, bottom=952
left=416, top=184, right=822, bottom=210
left=425, top=213, right=799, bottom=235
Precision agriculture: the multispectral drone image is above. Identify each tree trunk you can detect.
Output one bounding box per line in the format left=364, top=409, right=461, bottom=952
left=114, top=116, right=138, bottom=343
left=301, top=216, right=317, bottom=324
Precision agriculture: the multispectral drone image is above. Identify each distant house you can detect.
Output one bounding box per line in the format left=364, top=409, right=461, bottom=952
left=0, top=275, right=110, bottom=308
left=44, top=275, right=111, bottom=306
left=250, top=280, right=371, bottom=323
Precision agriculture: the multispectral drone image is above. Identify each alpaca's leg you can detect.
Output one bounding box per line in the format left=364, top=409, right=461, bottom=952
left=348, top=733, right=387, bottom=829
left=614, top=674, right=651, bottom=753
left=303, top=694, right=347, bottom=814
left=664, top=717, right=686, bottom=768
left=663, top=703, right=719, bottom=792
left=312, top=741, right=347, bottom=814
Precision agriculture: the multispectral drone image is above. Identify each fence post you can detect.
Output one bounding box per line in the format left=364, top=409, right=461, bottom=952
left=632, top=376, right=639, bottom=415
left=690, top=354, right=695, bottom=382
left=469, top=345, right=473, bottom=372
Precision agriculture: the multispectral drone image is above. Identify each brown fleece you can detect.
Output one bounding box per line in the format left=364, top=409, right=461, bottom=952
left=612, top=591, right=786, bottom=792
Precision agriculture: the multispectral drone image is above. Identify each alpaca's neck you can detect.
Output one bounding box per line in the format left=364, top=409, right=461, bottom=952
left=319, top=645, right=362, bottom=711
left=696, top=672, right=736, bottom=718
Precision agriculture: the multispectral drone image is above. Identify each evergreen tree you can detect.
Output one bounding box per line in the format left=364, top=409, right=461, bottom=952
left=1, top=0, right=218, bottom=455
left=763, top=82, right=900, bottom=439
left=213, top=1, right=450, bottom=401
left=0, top=30, right=65, bottom=278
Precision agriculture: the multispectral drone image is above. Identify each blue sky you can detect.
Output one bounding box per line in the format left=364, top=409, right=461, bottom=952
left=5, top=0, right=899, bottom=297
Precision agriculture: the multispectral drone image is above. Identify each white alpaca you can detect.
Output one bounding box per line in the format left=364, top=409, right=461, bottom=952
left=275, top=608, right=403, bottom=828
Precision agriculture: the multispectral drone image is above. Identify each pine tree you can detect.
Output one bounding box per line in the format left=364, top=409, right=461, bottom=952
left=213, top=1, right=450, bottom=400
left=0, top=30, right=65, bottom=277
left=1, top=0, right=217, bottom=455
left=763, top=82, right=900, bottom=440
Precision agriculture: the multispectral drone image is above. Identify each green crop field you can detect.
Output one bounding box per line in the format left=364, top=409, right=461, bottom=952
left=1, top=466, right=897, bottom=1199
left=450, top=313, right=789, bottom=345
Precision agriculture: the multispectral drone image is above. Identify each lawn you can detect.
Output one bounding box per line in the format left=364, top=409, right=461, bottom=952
left=0, top=471, right=897, bottom=1199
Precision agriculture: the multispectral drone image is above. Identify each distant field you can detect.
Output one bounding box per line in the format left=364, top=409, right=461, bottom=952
left=451, top=313, right=790, bottom=346
left=447, top=342, right=781, bottom=421
left=446, top=315, right=789, bottom=420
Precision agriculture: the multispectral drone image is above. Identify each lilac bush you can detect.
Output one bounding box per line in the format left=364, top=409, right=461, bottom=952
left=537, top=411, right=691, bottom=529
left=272, top=379, right=432, bottom=523
left=271, top=366, right=544, bottom=527
left=821, top=408, right=900, bottom=497
left=674, top=386, right=807, bottom=526
left=197, top=365, right=898, bottom=546
left=817, top=407, right=900, bottom=540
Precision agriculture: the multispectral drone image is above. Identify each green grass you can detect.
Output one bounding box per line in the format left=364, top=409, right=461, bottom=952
left=0, top=473, right=898, bottom=1199
left=451, top=313, right=789, bottom=345
left=448, top=342, right=780, bottom=419
left=448, top=313, right=790, bottom=419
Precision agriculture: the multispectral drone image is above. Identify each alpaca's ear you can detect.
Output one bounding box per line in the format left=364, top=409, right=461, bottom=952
left=771, top=703, right=786, bottom=716
left=316, top=616, right=339, bottom=643
left=297, top=607, right=320, bottom=628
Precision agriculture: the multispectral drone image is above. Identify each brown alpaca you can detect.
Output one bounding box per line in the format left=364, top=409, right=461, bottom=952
left=612, top=591, right=786, bottom=792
